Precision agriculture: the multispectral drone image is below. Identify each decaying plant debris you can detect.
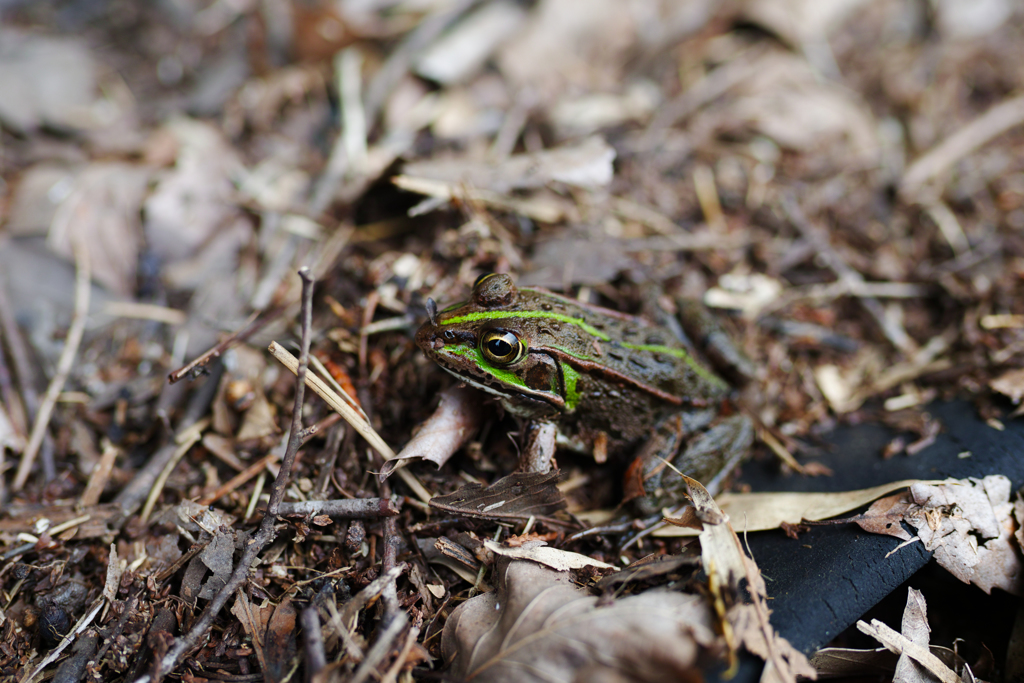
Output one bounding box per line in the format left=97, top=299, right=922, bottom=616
left=3, top=0, right=1024, bottom=681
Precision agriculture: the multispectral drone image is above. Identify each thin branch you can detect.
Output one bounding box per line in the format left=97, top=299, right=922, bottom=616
left=13, top=243, right=91, bottom=491
left=900, top=94, right=1024, bottom=201
left=135, top=268, right=316, bottom=683
left=301, top=606, right=327, bottom=683
left=167, top=306, right=283, bottom=384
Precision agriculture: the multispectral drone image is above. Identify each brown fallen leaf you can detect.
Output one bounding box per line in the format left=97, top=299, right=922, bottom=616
left=442, top=556, right=718, bottom=683
left=380, top=385, right=484, bottom=481
left=231, top=591, right=274, bottom=676
left=852, top=491, right=915, bottom=541
left=264, top=597, right=297, bottom=683
left=429, top=471, right=569, bottom=526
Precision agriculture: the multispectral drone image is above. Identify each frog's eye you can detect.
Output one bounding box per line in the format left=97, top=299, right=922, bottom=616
left=473, top=272, right=496, bottom=288
left=480, top=330, right=526, bottom=365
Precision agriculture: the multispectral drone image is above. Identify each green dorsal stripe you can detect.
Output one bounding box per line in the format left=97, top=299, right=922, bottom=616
left=619, top=343, right=728, bottom=389
left=440, top=310, right=727, bottom=389
left=441, top=310, right=611, bottom=341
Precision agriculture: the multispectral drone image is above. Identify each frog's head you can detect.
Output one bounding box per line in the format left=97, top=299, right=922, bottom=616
left=416, top=273, right=567, bottom=419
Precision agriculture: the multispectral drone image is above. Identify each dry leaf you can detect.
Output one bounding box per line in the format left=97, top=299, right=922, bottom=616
left=740, top=0, right=871, bottom=46
left=681, top=474, right=816, bottom=683
left=264, top=597, right=297, bottom=683
left=442, top=557, right=718, bottom=683
left=380, top=385, right=484, bottom=481
left=47, top=162, right=150, bottom=296
left=0, top=29, right=99, bottom=132
left=853, top=491, right=915, bottom=541
left=482, top=540, right=616, bottom=571
left=415, top=1, right=527, bottom=85
left=198, top=531, right=235, bottom=600
left=989, top=367, right=1024, bottom=403
left=904, top=476, right=1023, bottom=595
left=231, top=591, right=275, bottom=675
left=143, top=117, right=245, bottom=266
left=654, top=478, right=927, bottom=537
left=400, top=136, right=615, bottom=194
left=429, top=471, right=568, bottom=525
left=893, top=588, right=931, bottom=683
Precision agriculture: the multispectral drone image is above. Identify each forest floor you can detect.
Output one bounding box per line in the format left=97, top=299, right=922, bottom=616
left=2, top=1, right=1024, bottom=682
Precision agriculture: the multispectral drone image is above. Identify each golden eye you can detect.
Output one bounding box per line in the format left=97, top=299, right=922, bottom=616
left=480, top=330, right=526, bottom=365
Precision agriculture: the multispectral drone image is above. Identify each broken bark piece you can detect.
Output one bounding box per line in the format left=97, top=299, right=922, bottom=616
left=428, top=471, right=570, bottom=526
left=278, top=497, right=400, bottom=519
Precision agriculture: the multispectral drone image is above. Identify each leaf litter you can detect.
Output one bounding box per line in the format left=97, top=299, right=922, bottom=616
left=1, top=0, right=1024, bottom=681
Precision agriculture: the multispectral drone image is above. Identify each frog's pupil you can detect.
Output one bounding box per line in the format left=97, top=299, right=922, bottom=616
left=488, top=338, right=512, bottom=357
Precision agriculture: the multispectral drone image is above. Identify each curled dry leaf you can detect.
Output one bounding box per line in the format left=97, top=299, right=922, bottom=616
left=47, top=163, right=150, bottom=296
left=482, top=540, right=616, bottom=571
left=380, top=385, right=484, bottom=481
left=442, top=556, right=718, bottom=683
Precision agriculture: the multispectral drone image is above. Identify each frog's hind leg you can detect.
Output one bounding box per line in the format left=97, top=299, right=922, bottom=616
left=630, top=413, right=754, bottom=516
left=676, top=299, right=758, bottom=384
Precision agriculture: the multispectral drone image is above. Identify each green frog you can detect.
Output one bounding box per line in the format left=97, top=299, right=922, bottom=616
left=415, top=273, right=753, bottom=513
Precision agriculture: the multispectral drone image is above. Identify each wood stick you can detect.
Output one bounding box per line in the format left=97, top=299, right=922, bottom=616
left=13, top=243, right=91, bottom=491
left=278, top=498, right=400, bottom=519
left=167, top=307, right=282, bottom=384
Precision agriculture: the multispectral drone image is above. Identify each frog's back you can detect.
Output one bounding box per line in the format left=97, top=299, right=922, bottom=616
left=513, top=287, right=730, bottom=406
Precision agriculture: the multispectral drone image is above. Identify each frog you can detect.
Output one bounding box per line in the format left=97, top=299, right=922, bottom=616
left=415, top=273, right=754, bottom=514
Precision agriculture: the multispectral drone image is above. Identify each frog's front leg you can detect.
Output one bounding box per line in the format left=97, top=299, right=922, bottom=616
left=520, top=421, right=557, bottom=473
left=628, top=411, right=754, bottom=516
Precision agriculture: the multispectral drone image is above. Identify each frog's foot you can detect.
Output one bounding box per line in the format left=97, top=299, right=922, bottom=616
left=520, top=421, right=557, bottom=473
left=630, top=413, right=754, bottom=515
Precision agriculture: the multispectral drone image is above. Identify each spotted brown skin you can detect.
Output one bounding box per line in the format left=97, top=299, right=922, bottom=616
left=415, top=274, right=734, bottom=461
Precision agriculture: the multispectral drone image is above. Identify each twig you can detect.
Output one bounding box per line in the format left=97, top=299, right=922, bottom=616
left=349, top=611, right=408, bottom=683
left=268, top=343, right=396, bottom=460
left=135, top=269, right=316, bottom=683
left=80, top=441, right=120, bottom=508
left=301, top=606, right=327, bottom=683
left=139, top=420, right=208, bottom=524
left=167, top=307, right=282, bottom=384
left=901, top=94, right=1024, bottom=201
left=380, top=624, right=421, bottom=683
left=278, top=498, right=400, bottom=519
left=198, top=451, right=280, bottom=506
left=22, top=545, right=123, bottom=683
left=13, top=243, right=91, bottom=491
left=0, top=276, right=37, bottom=433
left=52, top=630, right=99, bottom=683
